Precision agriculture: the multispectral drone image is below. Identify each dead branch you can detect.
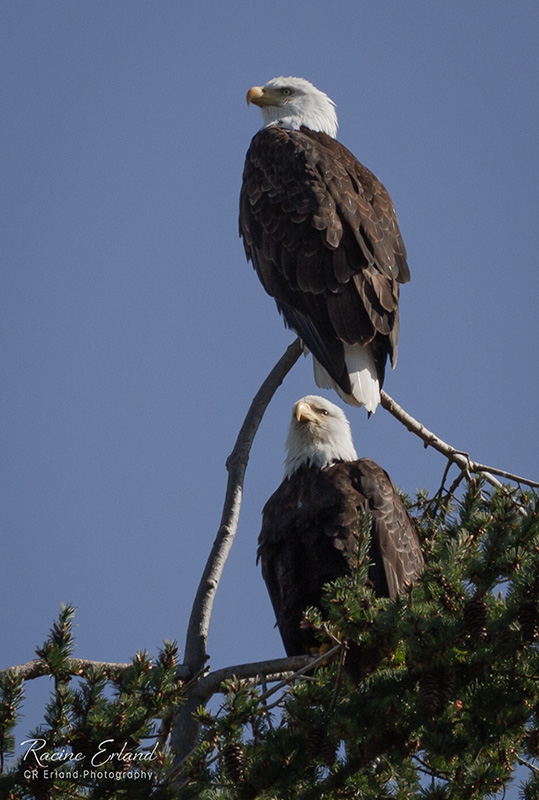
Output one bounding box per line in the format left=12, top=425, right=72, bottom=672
left=380, top=390, right=538, bottom=491
left=170, top=339, right=302, bottom=766
left=182, top=338, right=302, bottom=675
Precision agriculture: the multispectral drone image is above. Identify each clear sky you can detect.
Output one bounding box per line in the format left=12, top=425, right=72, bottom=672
left=2, top=1, right=538, bottom=790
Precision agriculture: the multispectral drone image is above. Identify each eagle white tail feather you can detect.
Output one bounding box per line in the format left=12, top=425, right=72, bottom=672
left=312, top=344, right=380, bottom=413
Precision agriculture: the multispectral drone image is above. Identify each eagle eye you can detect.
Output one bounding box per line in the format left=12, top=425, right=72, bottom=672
left=281, top=87, right=292, bottom=97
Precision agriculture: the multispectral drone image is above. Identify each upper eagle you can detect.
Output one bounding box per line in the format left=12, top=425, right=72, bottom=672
left=257, top=395, right=424, bottom=657
left=240, top=76, right=410, bottom=413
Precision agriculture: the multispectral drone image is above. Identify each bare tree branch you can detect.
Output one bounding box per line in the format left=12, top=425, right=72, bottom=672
left=182, top=653, right=313, bottom=706
left=170, top=339, right=303, bottom=766
left=380, top=390, right=538, bottom=491
left=515, top=753, right=539, bottom=775
left=182, top=338, right=302, bottom=675
left=466, top=462, right=539, bottom=489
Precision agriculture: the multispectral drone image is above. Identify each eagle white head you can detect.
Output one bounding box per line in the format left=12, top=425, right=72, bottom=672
left=283, top=395, right=358, bottom=479
left=246, top=76, right=338, bottom=139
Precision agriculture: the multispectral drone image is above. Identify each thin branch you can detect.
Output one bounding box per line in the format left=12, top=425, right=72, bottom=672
left=469, top=462, right=539, bottom=489
left=432, top=457, right=455, bottom=505
left=380, top=390, right=537, bottom=491
left=257, top=644, right=343, bottom=703
left=192, top=653, right=313, bottom=700
left=515, top=753, right=539, bottom=774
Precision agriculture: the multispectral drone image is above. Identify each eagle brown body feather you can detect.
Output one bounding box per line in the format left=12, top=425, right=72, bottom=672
left=240, top=126, right=409, bottom=394
left=257, top=458, right=423, bottom=657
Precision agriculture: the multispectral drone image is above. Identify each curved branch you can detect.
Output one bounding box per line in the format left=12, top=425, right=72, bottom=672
left=182, top=339, right=302, bottom=675
left=178, top=653, right=313, bottom=713
left=380, top=390, right=537, bottom=491
left=171, top=339, right=302, bottom=766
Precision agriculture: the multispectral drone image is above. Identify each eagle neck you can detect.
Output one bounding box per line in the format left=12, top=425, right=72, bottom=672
left=283, top=453, right=343, bottom=481
left=261, top=112, right=337, bottom=139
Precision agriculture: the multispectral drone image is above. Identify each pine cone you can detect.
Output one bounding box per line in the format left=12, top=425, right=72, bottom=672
left=320, top=736, right=337, bottom=767
left=306, top=725, right=326, bottom=761
left=519, top=600, right=539, bottom=642
left=422, top=788, right=448, bottom=800
left=498, top=748, right=511, bottom=771
left=438, top=668, right=457, bottom=708
left=221, top=742, right=245, bottom=784
left=419, top=669, right=441, bottom=715
left=464, top=596, right=488, bottom=641
left=306, top=725, right=337, bottom=767
left=525, top=728, right=539, bottom=756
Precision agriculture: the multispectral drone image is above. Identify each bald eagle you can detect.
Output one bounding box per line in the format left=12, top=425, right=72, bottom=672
left=257, top=395, right=424, bottom=657
left=240, top=77, right=409, bottom=413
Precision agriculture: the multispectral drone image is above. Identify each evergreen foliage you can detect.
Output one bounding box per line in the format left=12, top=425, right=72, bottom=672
left=0, top=605, right=183, bottom=799
left=177, top=480, right=539, bottom=799
left=2, top=481, right=539, bottom=799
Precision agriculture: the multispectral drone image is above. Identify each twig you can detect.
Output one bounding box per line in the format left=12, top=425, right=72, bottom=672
left=469, top=463, right=539, bottom=489
left=446, top=468, right=469, bottom=498
left=433, top=457, right=455, bottom=503
left=257, top=644, right=342, bottom=703
left=515, top=753, right=539, bottom=774
left=328, top=646, right=347, bottom=715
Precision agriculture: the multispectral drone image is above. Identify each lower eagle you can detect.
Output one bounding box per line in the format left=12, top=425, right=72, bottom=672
left=257, top=395, right=424, bottom=657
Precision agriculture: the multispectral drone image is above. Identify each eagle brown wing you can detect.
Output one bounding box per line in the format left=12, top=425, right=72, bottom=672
left=348, top=458, right=424, bottom=596
left=240, top=126, right=409, bottom=390
left=257, top=460, right=423, bottom=656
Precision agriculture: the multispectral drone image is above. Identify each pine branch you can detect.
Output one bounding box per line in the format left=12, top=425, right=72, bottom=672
left=0, top=657, right=131, bottom=682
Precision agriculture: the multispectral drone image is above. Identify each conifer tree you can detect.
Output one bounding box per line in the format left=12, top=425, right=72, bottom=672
left=2, top=342, right=538, bottom=799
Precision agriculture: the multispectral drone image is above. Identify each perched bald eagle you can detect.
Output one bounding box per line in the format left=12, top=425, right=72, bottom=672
left=240, top=77, right=410, bottom=413
left=257, top=395, right=424, bottom=657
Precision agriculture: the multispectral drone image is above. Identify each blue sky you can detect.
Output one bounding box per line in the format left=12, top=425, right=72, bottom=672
left=1, top=0, right=538, bottom=789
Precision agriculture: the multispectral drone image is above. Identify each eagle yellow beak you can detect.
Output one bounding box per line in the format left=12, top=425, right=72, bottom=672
left=295, top=401, right=318, bottom=424
left=246, top=85, right=278, bottom=107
